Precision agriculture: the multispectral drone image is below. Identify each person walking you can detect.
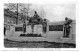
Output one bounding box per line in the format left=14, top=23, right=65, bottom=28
left=4, top=27, right=6, bottom=36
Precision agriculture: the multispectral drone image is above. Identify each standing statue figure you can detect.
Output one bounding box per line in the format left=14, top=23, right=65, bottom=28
left=23, top=22, right=26, bottom=33
left=63, top=17, right=72, bottom=37
left=43, top=19, right=47, bottom=33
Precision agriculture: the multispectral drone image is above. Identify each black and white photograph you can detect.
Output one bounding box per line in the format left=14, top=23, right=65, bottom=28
left=4, top=3, right=76, bottom=48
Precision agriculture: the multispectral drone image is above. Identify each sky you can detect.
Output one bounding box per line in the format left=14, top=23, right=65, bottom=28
left=30, top=3, right=76, bottom=22
left=4, top=3, right=76, bottom=22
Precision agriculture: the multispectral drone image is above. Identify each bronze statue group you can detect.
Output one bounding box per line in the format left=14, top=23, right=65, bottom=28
left=63, top=17, right=72, bottom=38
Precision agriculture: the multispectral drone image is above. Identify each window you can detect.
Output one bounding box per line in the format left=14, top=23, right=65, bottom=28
left=15, top=27, right=23, bottom=31
left=49, top=25, right=63, bottom=31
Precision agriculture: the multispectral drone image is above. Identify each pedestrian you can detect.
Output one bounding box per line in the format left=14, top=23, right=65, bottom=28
left=4, top=27, right=6, bottom=36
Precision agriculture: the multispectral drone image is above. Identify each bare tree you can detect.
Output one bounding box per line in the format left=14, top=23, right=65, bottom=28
left=40, top=8, right=46, bottom=19
left=4, top=3, right=17, bottom=12
left=4, top=3, right=32, bottom=24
